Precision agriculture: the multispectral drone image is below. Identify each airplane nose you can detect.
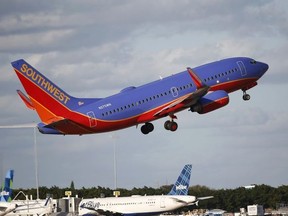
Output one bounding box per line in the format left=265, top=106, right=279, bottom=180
left=262, top=62, right=269, bottom=72
left=258, top=61, right=269, bottom=77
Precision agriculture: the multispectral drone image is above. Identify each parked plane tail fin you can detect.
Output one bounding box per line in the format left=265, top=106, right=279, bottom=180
left=0, top=170, right=14, bottom=202
left=168, top=164, right=192, bottom=195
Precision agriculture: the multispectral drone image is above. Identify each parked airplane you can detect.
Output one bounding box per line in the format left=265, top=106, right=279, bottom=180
left=78, top=164, right=213, bottom=215
left=0, top=170, right=55, bottom=216
left=0, top=170, right=17, bottom=216
left=4, top=197, right=55, bottom=216
left=11, top=57, right=268, bottom=135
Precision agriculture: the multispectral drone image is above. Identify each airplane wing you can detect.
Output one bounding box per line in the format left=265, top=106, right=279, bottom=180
left=170, top=196, right=214, bottom=206
left=153, top=67, right=209, bottom=118
left=0, top=203, right=17, bottom=216
left=191, top=196, right=214, bottom=206
left=197, top=196, right=214, bottom=200
left=153, top=85, right=209, bottom=117
left=80, top=205, right=116, bottom=216
left=170, top=197, right=190, bottom=204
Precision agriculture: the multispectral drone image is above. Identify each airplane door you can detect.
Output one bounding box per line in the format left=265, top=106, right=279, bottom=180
left=237, top=61, right=247, bottom=76
left=87, top=111, right=97, bottom=128
left=171, top=87, right=178, bottom=97
left=160, top=197, right=165, bottom=208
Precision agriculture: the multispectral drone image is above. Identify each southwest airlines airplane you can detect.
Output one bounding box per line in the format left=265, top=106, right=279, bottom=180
left=79, top=164, right=213, bottom=216
left=11, top=57, right=268, bottom=135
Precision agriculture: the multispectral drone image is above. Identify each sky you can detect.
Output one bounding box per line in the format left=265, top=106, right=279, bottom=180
left=0, top=0, right=288, bottom=192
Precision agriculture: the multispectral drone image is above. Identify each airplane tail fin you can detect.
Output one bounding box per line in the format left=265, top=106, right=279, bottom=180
left=168, top=164, right=192, bottom=195
left=11, top=59, right=77, bottom=125
left=0, top=170, right=14, bottom=202
left=11, top=59, right=103, bottom=128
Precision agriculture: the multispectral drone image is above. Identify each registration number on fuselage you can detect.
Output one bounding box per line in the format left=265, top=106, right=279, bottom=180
left=98, top=103, right=112, bottom=110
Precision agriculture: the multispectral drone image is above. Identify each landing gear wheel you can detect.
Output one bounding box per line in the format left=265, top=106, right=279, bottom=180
left=141, top=123, right=154, bottom=135
left=164, top=120, right=178, bottom=132
left=243, top=93, right=250, bottom=101
left=170, top=121, right=178, bottom=132
left=242, top=90, right=251, bottom=101
left=164, top=120, right=172, bottom=130
left=146, top=122, right=154, bottom=132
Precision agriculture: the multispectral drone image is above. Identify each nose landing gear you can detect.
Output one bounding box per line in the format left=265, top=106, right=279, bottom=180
left=242, top=90, right=251, bottom=101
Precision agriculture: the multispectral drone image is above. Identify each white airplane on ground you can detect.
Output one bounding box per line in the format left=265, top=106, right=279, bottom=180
left=5, top=198, right=55, bottom=216
left=79, top=164, right=213, bottom=216
left=0, top=170, right=56, bottom=216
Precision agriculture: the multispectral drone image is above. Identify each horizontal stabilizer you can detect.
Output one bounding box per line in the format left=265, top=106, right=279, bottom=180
left=38, top=119, right=93, bottom=135
left=16, top=90, right=35, bottom=110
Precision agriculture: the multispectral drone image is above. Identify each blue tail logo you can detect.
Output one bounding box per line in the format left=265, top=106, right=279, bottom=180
left=0, top=170, right=14, bottom=202
left=168, top=164, right=192, bottom=195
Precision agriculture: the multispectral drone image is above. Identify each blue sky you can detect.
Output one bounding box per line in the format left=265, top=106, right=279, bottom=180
left=0, top=0, right=287, bottom=191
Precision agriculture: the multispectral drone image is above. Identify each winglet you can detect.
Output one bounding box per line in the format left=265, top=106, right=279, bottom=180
left=17, top=90, right=35, bottom=110
left=44, top=195, right=51, bottom=206
left=187, top=67, right=205, bottom=89
left=168, top=164, right=192, bottom=195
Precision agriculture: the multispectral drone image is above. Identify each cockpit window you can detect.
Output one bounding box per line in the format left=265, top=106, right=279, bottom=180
left=250, top=59, right=257, bottom=64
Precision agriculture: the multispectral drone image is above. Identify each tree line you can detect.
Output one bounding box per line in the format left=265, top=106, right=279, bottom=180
left=12, top=184, right=288, bottom=212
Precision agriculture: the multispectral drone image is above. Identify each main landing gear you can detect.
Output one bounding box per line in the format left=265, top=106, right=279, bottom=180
left=242, top=90, right=251, bottom=101
left=164, top=114, right=178, bottom=132
left=140, top=115, right=179, bottom=134
left=164, top=120, right=178, bottom=132
left=141, top=122, right=154, bottom=135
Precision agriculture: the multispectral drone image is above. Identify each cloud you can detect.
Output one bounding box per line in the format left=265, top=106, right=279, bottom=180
left=0, top=0, right=287, bottom=190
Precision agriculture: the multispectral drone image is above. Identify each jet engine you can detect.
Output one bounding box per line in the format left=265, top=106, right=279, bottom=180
left=190, top=90, right=229, bottom=114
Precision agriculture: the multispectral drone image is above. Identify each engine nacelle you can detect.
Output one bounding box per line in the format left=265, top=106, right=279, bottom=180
left=190, top=90, right=229, bottom=114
